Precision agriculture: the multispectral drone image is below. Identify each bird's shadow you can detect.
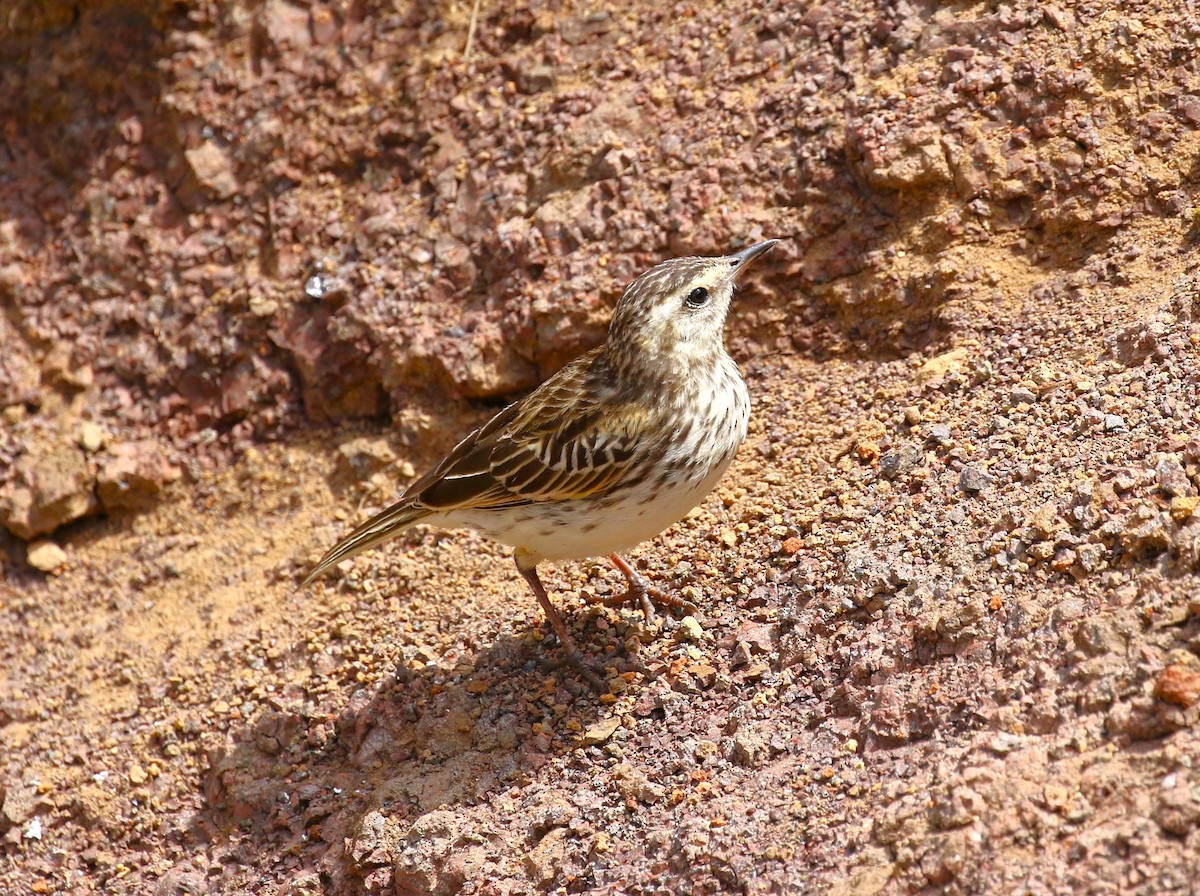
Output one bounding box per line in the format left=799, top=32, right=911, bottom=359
left=191, top=604, right=645, bottom=890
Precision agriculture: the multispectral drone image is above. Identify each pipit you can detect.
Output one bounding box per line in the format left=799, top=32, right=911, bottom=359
left=304, top=239, right=777, bottom=673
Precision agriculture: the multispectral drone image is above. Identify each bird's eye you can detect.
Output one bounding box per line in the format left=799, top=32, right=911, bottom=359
left=685, top=286, right=709, bottom=308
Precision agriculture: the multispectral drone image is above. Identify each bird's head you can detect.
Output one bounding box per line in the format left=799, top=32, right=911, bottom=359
left=608, top=239, right=778, bottom=377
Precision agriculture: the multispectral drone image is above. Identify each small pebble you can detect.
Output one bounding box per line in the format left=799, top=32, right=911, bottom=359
left=1170, top=496, right=1198, bottom=521
left=27, top=540, right=68, bottom=573
left=958, top=466, right=992, bottom=494
left=677, top=616, right=705, bottom=642
left=76, top=421, right=106, bottom=452
left=780, top=537, right=804, bottom=555
left=1031, top=364, right=1056, bottom=385
left=928, top=424, right=953, bottom=446
left=1010, top=386, right=1037, bottom=406
left=582, top=717, right=623, bottom=746
left=1155, top=456, right=1192, bottom=497
left=880, top=444, right=922, bottom=479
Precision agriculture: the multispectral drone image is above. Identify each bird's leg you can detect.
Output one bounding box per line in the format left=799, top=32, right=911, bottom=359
left=515, top=552, right=605, bottom=689
left=603, top=553, right=697, bottom=623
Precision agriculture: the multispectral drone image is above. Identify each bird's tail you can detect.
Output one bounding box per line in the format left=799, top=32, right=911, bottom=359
left=301, top=500, right=427, bottom=587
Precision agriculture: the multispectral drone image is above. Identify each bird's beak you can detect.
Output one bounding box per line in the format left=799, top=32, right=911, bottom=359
left=727, top=239, right=779, bottom=280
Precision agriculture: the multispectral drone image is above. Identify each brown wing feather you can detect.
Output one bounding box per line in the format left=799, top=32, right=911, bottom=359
left=413, top=347, right=648, bottom=511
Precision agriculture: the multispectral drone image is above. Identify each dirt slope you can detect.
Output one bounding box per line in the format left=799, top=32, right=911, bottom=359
left=2, top=1, right=1199, bottom=893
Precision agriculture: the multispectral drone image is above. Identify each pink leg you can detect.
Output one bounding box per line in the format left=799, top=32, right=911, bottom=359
left=604, top=553, right=697, bottom=623
left=515, top=552, right=604, bottom=688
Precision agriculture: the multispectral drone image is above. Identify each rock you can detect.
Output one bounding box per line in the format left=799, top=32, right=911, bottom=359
left=529, top=272, right=610, bottom=372
left=958, top=466, right=992, bottom=494
left=1104, top=414, right=1127, bottom=432
left=1009, top=386, right=1037, bottom=406
left=26, top=540, right=67, bottom=573
left=532, top=187, right=594, bottom=255
left=41, top=342, right=93, bottom=390
left=71, top=784, right=121, bottom=836
left=1154, top=664, right=1200, bottom=708
left=927, top=424, right=953, bottom=446
left=731, top=641, right=755, bottom=668
left=985, top=732, right=1024, bottom=755
left=0, top=436, right=96, bottom=539
left=272, top=304, right=385, bottom=422
left=530, top=99, right=641, bottom=199
left=278, top=871, right=323, bottom=896
left=393, top=809, right=486, bottom=896
left=154, top=865, right=216, bottom=896
left=732, top=621, right=778, bottom=654
left=433, top=235, right=476, bottom=291
left=183, top=141, right=238, bottom=199
left=857, top=126, right=953, bottom=191
left=524, top=826, right=570, bottom=887
left=0, top=316, right=39, bottom=409
left=611, top=761, right=666, bottom=804
left=1027, top=502, right=1064, bottom=539
left=879, top=444, right=922, bottom=479
left=515, top=64, right=555, bottom=94
left=676, top=615, right=705, bottom=642
left=427, top=321, right=540, bottom=399
left=75, top=421, right=106, bottom=453
left=1170, top=496, right=1198, bottom=522
left=1111, top=319, right=1168, bottom=366
left=1154, top=781, right=1200, bottom=835
left=1119, top=509, right=1172, bottom=558
left=731, top=728, right=767, bottom=768
left=1074, top=543, right=1107, bottom=574
left=1, top=779, right=43, bottom=825
left=1177, top=94, right=1200, bottom=126
left=309, top=5, right=339, bottom=44
left=415, top=707, right=475, bottom=758
left=581, top=716, right=622, bottom=746
left=1042, top=3, right=1076, bottom=30
left=347, top=809, right=402, bottom=869
left=335, top=437, right=398, bottom=483
left=1155, top=455, right=1193, bottom=497
left=1030, top=364, right=1058, bottom=385
left=559, top=10, right=612, bottom=45
left=1072, top=618, right=1126, bottom=658
left=915, top=348, right=970, bottom=384
left=260, top=0, right=313, bottom=51
left=929, top=782, right=987, bottom=830
left=96, top=441, right=180, bottom=511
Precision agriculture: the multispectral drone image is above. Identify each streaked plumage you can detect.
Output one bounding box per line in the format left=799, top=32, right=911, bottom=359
left=304, top=239, right=778, bottom=675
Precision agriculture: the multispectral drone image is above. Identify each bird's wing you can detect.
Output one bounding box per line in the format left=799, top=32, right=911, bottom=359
left=412, top=350, right=651, bottom=512
left=302, top=349, right=649, bottom=586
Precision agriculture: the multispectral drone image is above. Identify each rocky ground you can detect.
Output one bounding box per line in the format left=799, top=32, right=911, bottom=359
left=2, top=0, right=1200, bottom=893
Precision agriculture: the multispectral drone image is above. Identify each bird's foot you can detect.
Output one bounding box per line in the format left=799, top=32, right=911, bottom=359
left=540, top=648, right=610, bottom=691
left=604, top=554, right=697, bottom=624
left=601, top=583, right=697, bottom=623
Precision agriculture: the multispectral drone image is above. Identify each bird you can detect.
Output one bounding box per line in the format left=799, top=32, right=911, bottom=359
left=303, top=239, right=778, bottom=676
